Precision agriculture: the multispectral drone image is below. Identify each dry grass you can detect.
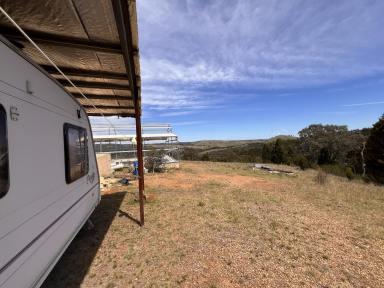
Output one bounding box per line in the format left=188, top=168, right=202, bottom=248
left=315, top=170, right=328, bottom=185
left=43, top=161, right=384, bottom=288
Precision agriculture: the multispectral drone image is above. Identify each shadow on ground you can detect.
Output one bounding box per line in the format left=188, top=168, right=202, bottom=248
left=41, top=192, right=126, bottom=288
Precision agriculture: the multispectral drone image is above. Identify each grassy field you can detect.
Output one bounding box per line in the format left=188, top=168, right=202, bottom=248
left=43, top=161, right=384, bottom=287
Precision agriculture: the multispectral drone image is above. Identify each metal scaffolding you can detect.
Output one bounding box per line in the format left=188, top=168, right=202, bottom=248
left=92, top=123, right=180, bottom=169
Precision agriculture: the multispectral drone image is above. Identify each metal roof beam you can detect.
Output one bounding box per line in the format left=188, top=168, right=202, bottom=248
left=58, top=80, right=130, bottom=90
left=112, top=0, right=139, bottom=105
left=40, top=65, right=128, bottom=80
left=72, top=93, right=132, bottom=101
left=83, top=104, right=134, bottom=109
left=0, top=26, right=123, bottom=54
left=87, top=112, right=134, bottom=117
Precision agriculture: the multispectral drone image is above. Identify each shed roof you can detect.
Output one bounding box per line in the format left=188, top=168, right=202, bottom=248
left=0, top=0, right=140, bottom=117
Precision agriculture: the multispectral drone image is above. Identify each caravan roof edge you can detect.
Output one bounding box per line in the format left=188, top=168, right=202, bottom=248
left=0, top=34, right=89, bottom=117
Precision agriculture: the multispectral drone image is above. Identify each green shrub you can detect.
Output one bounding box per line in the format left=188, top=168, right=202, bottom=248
left=362, top=175, right=371, bottom=183
left=345, top=167, right=355, bottom=180
left=320, top=164, right=346, bottom=178
left=201, top=153, right=210, bottom=161
left=294, top=155, right=311, bottom=170
left=365, top=115, right=384, bottom=184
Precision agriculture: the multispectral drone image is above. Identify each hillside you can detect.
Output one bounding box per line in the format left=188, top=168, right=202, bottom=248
left=181, top=135, right=297, bottom=149
left=180, top=135, right=297, bottom=162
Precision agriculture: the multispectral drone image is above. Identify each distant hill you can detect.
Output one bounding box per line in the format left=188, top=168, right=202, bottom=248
left=266, top=135, right=297, bottom=142
left=181, top=135, right=297, bottom=148
left=180, top=135, right=297, bottom=162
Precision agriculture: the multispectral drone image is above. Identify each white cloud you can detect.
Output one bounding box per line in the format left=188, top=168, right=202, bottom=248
left=159, top=110, right=199, bottom=117
left=141, top=58, right=237, bottom=83
left=137, top=0, right=384, bottom=111
left=141, top=84, right=228, bottom=111
left=317, top=111, right=356, bottom=115
left=141, top=85, right=208, bottom=109
left=173, top=120, right=209, bottom=126
left=342, top=101, right=384, bottom=107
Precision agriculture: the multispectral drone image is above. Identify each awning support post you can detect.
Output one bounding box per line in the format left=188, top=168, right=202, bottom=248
left=112, top=0, right=145, bottom=225
left=135, top=101, right=145, bottom=226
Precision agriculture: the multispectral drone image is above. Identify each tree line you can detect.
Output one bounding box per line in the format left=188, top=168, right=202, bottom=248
left=262, top=115, right=383, bottom=183
left=181, top=115, right=384, bottom=183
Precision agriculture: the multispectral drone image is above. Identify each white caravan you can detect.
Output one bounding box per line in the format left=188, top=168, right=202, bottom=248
left=0, top=37, right=100, bottom=287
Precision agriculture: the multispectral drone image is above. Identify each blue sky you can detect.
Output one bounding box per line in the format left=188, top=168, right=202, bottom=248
left=96, top=0, right=384, bottom=141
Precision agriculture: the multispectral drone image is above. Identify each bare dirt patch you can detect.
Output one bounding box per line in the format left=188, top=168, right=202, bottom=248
left=200, top=173, right=276, bottom=190
left=145, top=164, right=278, bottom=192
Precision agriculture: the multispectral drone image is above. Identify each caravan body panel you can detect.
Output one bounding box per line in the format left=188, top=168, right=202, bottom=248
left=0, top=38, right=100, bottom=288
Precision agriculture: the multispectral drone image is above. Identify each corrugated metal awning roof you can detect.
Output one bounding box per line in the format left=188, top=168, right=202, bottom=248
left=0, top=0, right=140, bottom=117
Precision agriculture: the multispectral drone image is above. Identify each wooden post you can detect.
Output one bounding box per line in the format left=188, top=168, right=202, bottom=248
left=135, top=100, right=145, bottom=226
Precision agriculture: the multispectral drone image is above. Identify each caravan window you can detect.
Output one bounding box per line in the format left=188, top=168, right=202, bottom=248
left=64, top=123, right=88, bottom=183
left=0, top=105, right=9, bottom=197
